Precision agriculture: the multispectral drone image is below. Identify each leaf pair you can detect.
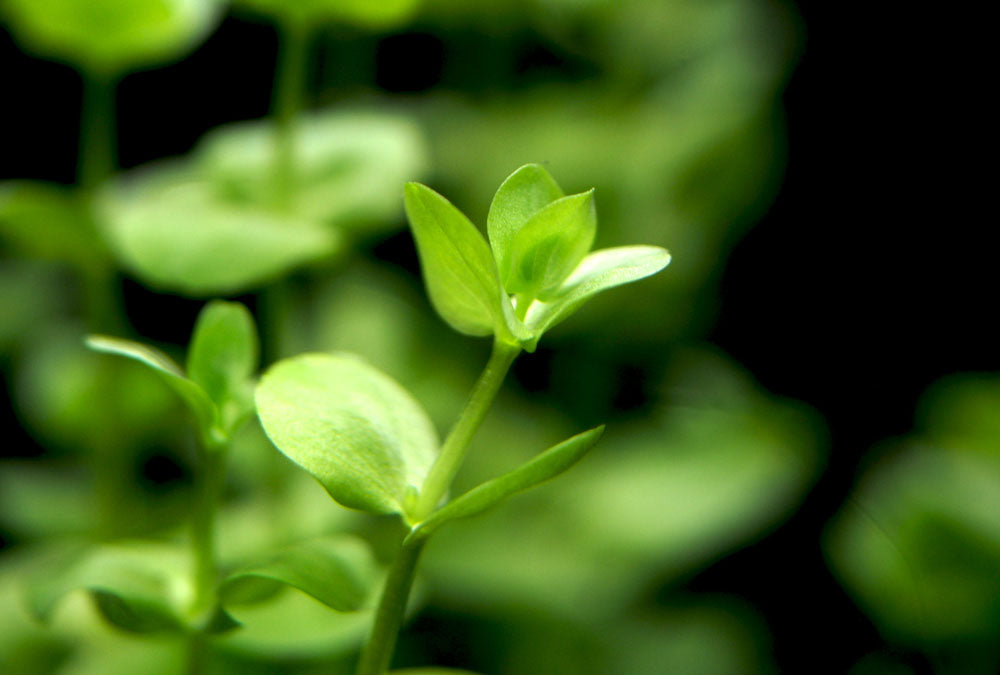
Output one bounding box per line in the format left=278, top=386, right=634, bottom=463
left=86, top=301, right=257, bottom=448
left=255, top=353, right=603, bottom=525
left=403, top=164, right=671, bottom=351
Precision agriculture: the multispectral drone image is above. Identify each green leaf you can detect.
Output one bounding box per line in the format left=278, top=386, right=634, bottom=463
left=85, top=335, right=219, bottom=442
left=27, top=542, right=192, bottom=634
left=98, top=172, right=339, bottom=296
left=221, top=536, right=377, bottom=614
left=403, top=182, right=503, bottom=337
left=187, top=301, right=258, bottom=433
left=391, top=670, right=483, bottom=675
left=1, top=0, right=222, bottom=73
left=410, top=426, right=604, bottom=540
left=504, top=190, right=596, bottom=298
left=487, top=164, right=563, bottom=286
left=255, top=353, right=439, bottom=515
left=236, top=0, right=419, bottom=28
left=524, top=245, right=671, bottom=347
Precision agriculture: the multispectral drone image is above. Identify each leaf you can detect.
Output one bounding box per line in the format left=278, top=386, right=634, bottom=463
left=26, top=542, right=192, bottom=634
left=410, top=426, right=604, bottom=540
left=503, top=190, right=596, bottom=298
left=523, top=245, right=671, bottom=347
left=221, top=536, right=377, bottom=614
left=85, top=335, right=219, bottom=442
left=187, top=301, right=258, bottom=434
left=98, top=172, right=339, bottom=296
left=255, top=353, right=439, bottom=515
left=236, top=0, right=419, bottom=28
left=487, top=164, right=564, bottom=286
left=403, top=183, right=503, bottom=337
left=1, top=0, right=222, bottom=73
left=391, top=670, right=484, bottom=675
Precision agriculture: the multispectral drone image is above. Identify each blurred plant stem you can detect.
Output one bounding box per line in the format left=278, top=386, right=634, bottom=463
left=188, top=440, right=227, bottom=674
left=78, top=69, right=117, bottom=194
left=272, top=18, right=310, bottom=209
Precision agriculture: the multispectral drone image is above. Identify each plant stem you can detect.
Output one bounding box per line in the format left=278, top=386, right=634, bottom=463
left=355, top=537, right=426, bottom=675
left=78, top=68, right=117, bottom=193
left=191, top=442, right=226, bottom=619
left=272, top=17, right=310, bottom=208
left=412, top=339, right=521, bottom=522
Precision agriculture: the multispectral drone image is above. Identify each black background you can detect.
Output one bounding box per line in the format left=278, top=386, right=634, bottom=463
left=1, top=3, right=992, bottom=672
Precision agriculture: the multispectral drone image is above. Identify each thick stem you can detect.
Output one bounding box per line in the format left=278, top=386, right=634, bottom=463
left=271, top=17, right=310, bottom=208
left=355, top=537, right=426, bottom=675
left=190, top=443, right=226, bottom=619
left=412, top=340, right=521, bottom=522
left=78, top=69, right=117, bottom=193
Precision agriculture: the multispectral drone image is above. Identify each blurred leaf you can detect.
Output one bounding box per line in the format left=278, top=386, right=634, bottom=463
left=187, top=301, right=258, bottom=433
left=221, top=535, right=377, bottom=613
left=27, top=542, right=193, bottom=634
left=86, top=335, right=219, bottom=443
left=487, top=163, right=564, bottom=289
left=255, top=353, right=439, bottom=516
left=236, top=0, right=420, bottom=28
left=196, top=110, right=429, bottom=230
left=918, top=374, right=1000, bottom=456
left=504, top=190, right=596, bottom=299
left=0, top=262, right=68, bottom=353
left=0, top=463, right=95, bottom=539
left=1, top=0, right=222, bottom=73
left=412, top=426, right=604, bottom=539
left=98, top=171, right=339, bottom=296
left=0, top=182, right=108, bottom=270
left=403, top=182, right=504, bottom=338
left=391, top=670, right=483, bottom=675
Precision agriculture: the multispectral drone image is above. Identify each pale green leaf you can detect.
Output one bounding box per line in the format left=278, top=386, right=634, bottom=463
left=524, top=245, right=671, bottom=346
left=255, top=353, right=439, bottom=515
left=487, top=164, right=563, bottom=286
left=1, top=0, right=222, bottom=73
left=85, top=335, right=218, bottom=440
left=237, top=0, right=419, bottom=28
left=98, top=173, right=339, bottom=296
left=411, top=426, right=604, bottom=540
left=186, top=301, right=258, bottom=433
left=27, top=542, right=192, bottom=634
left=403, top=182, right=503, bottom=337
left=504, top=190, right=596, bottom=298
left=221, top=536, right=377, bottom=613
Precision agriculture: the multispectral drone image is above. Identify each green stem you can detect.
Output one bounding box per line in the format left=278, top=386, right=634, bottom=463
left=412, top=339, right=521, bottom=522
left=78, top=68, right=117, bottom=193
left=271, top=17, right=310, bottom=208
left=355, top=537, right=426, bottom=675
left=191, top=442, right=226, bottom=619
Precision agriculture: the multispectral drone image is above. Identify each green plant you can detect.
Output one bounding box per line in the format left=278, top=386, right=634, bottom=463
left=255, top=164, right=670, bottom=673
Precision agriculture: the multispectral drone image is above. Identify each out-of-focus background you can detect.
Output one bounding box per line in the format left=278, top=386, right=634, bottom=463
left=1, top=1, right=996, bottom=674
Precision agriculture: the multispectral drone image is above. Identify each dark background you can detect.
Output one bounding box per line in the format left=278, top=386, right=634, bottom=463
left=0, top=3, right=990, bottom=672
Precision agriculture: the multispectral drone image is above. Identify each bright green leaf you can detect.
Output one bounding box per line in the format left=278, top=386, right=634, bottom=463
left=85, top=335, right=218, bottom=442
left=187, top=301, right=258, bottom=433
left=524, top=245, right=671, bottom=346
left=98, top=173, right=339, bottom=296
left=1, top=0, right=222, bottom=73
left=403, top=183, right=503, bottom=337
left=411, top=426, right=604, bottom=540
left=504, top=190, right=596, bottom=298
left=221, top=536, right=377, bottom=613
left=237, top=0, right=419, bottom=28
left=255, top=353, right=439, bottom=515
left=487, top=164, right=563, bottom=286
left=27, top=542, right=192, bottom=634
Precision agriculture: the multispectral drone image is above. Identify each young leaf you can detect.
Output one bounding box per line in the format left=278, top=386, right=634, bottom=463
left=85, top=335, right=218, bottom=441
left=221, top=536, right=377, bottom=614
left=255, top=353, right=439, bottom=515
left=27, top=542, right=192, bottom=634
left=409, top=426, right=604, bottom=541
left=487, top=164, right=563, bottom=285
left=187, top=301, right=258, bottom=433
left=403, top=182, right=503, bottom=337
left=504, top=190, right=597, bottom=298
left=523, top=245, right=672, bottom=348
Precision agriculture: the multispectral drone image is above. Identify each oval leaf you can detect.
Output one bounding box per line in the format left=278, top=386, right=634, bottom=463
left=410, top=426, right=604, bottom=541
left=487, top=164, right=564, bottom=285
left=255, top=353, right=439, bottom=515
left=187, top=301, right=258, bottom=433
left=237, top=0, right=419, bottom=28
left=221, top=536, right=377, bottom=614
left=524, top=245, right=671, bottom=347
left=403, top=182, right=503, bottom=337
